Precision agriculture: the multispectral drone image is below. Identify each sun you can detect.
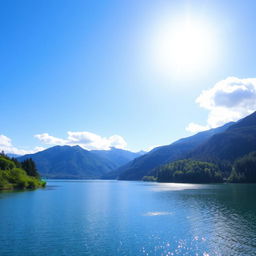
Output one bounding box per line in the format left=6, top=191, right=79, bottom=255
left=152, top=17, right=217, bottom=76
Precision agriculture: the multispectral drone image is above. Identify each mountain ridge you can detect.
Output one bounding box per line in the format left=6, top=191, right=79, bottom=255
left=18, top=145, right=142, bottom=179
left=16, top=111, right=256, bottom=181
left=113, top=122, right=234, bottom=180
left=189, top=111, right=256, bottom=162
left=117, top=111, right=256, bottom=181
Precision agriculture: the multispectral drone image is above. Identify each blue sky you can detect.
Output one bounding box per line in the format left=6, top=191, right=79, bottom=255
left=1, top=0, right=256, bottom=153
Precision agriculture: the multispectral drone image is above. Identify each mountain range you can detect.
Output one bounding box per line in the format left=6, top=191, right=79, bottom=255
left=116, top=111, right=256, bottom=180
left=112, top=122, right=234, bottom=180
left=18, top=146, right=143, bottom=179
left=17, top=111, right=256, bottom=181
left=189, top=112, right=256, bottom=162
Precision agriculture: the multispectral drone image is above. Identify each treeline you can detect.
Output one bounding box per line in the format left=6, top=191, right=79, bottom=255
left=0, top=152, right=46, bottom=190
left=152, top=159, right=223, bottom=183
left=143, top=152, right=256, bottom=183
left=228, top=151, right=256, bottom=183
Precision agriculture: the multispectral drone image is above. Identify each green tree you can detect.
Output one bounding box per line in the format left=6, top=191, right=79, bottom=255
left=228, top=152, right=256, bottom=183
left=0, top=157, right=15, bottom=170
left=155, top=159, right=223, bottom=183
left=0, top=156, right=45, bottom=190
left=21, top=158, right=40, bottom=178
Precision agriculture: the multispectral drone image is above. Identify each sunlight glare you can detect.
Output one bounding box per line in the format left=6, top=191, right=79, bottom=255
left=152, top=17, right=218, bottom=77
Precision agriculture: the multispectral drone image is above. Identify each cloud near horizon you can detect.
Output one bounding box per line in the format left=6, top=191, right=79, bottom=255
left=34, top=131, right=127, bottom=150
left=186, top=77, right=256, bottom=133
left=0, top=134, right=45, bottom=155
left=0, top=131, right=128, bottom=155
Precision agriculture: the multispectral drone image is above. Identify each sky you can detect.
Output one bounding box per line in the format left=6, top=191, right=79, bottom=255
left=1, top=0, right=256, bottom=154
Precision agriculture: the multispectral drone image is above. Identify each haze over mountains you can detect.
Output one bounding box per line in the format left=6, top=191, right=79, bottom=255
left=18, top=111, right=256, bottom=180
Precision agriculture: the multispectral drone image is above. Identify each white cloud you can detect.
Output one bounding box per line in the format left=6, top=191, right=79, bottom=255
left=108, top=135, right=127, bottom=149
left=34, top=133, right=66, bottom=145
left=0, top=134, right=45, bottom=155
left=0, top=135, right=12, bottom=147
left=0, top=131, right=128, bottom=155
left=35, top=131, right=127, bottom=150
left=186, top=77, right=256, bottom=133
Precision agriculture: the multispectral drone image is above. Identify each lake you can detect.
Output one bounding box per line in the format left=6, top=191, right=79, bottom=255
left=0, top=180, right=256, bottom=256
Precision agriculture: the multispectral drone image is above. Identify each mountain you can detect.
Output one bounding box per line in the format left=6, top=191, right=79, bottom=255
left=91, top=147, right=143, bottom=168
left=17, top=145, right=141, bottom=179
left=113, top=122, right=234, bottom=180
left=18, top=145, right=117, bottom=179
left=189, top=111, right=256, bottom=162
left=16, top=111, right=256, bottom=181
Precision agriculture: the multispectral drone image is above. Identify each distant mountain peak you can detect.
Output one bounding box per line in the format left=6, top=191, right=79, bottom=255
left=17, top=145, right=141, bottom=179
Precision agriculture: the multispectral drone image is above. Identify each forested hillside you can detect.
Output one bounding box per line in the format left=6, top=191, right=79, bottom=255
left=117, top=112, right=256, bottom=183
left=0, top=153, right=45, bottom=190
left=115, top=122, right=233, bottom=180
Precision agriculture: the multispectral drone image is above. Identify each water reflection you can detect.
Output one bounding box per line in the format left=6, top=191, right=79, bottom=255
left=0, top=180, right=256, bottom=256
left=143, top=211, right=173, bottom=216
left=145, top=183, right=256, bottom=255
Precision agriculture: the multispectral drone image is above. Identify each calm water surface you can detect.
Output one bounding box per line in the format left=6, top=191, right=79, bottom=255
left=0, top=180, right=256, bottom=256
